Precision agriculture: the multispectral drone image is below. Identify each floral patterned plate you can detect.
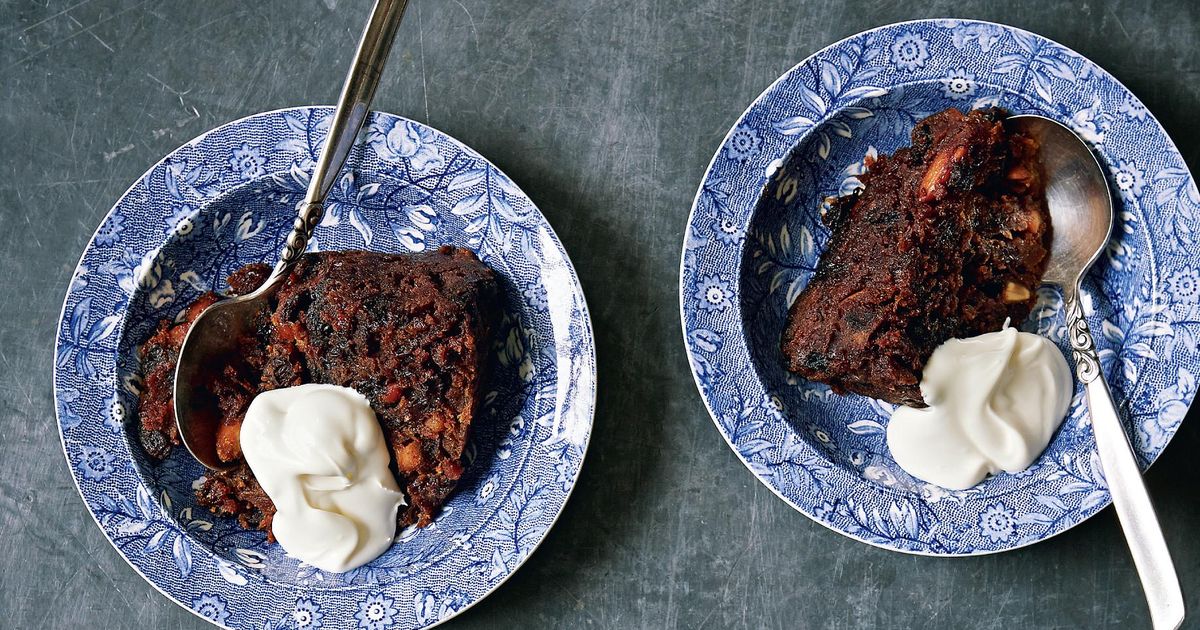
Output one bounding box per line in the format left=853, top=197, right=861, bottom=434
left=54, top=107, right=595, bottom=627
left=680, top=19, right=1199, bottom=555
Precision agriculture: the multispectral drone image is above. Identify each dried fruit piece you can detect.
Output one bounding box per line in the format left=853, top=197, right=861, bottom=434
left=1003, top=282, right=1032, bottom=302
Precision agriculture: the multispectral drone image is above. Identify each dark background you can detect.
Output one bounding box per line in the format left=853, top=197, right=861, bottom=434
left=2, top=1, right=1198, bottom=628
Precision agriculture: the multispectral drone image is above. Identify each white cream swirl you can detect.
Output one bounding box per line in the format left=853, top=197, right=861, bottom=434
left=886, top=327, right=1073, bottom=490
left=240, top=384, right=405, bottom=572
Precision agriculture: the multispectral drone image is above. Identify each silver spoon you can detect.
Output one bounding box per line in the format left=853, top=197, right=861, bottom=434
left=1011, top=114, right=1184, bottom=630
left=173, top=0, right=409, bottom=471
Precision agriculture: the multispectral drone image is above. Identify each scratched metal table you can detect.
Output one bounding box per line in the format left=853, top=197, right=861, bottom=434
left=2, top=1, right=1199, bottom=628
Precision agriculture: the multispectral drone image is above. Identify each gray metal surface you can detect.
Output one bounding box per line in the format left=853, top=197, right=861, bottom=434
left=1, top=1, right=1197, bottom=628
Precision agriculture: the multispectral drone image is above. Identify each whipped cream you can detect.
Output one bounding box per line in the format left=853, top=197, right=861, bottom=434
left=886, top=327, right=1073, bottom=490
left=239, top=384, right=405, bottom=572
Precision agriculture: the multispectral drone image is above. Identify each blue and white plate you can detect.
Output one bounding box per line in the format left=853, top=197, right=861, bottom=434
left=54, top=107, right=595, bottom=628
left=680, top=19, right=1199, bottom=555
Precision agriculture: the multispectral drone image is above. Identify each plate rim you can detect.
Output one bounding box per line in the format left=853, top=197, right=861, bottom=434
left=53, top=105, right=597, bottom=627
left=678, top=17, right=1197, bottom=556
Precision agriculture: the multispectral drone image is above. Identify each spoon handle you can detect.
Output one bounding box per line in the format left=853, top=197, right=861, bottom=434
left=272, top=0, right=409, bottom=280
left=1066, top=296, right=1185, bottom=630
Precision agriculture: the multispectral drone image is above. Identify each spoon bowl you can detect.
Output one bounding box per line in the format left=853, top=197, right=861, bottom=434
left=1009, top=115, right=1112, bottom=298
left=173, top=287, right=267, bottom=470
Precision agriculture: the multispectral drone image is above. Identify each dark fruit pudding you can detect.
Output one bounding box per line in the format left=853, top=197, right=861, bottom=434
left=138, top=246, right=500, bottom=536
left=781, top=108, right=1052, bottom=407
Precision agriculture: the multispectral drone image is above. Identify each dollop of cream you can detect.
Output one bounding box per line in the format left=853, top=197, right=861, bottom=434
left=886, top=327, right=1073, bottom=490
left=240, top=384, right=405, bottom=572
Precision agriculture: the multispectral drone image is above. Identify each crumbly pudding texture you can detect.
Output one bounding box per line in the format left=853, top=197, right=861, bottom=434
left=137, top=246, right=501, bottom=537
left=781, top=107, right=1052, bottom=407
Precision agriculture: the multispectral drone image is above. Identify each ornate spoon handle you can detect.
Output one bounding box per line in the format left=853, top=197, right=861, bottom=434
left=1065, top=296, right=1184, bottom=630
left=270, top=0, right=409, bottom=283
